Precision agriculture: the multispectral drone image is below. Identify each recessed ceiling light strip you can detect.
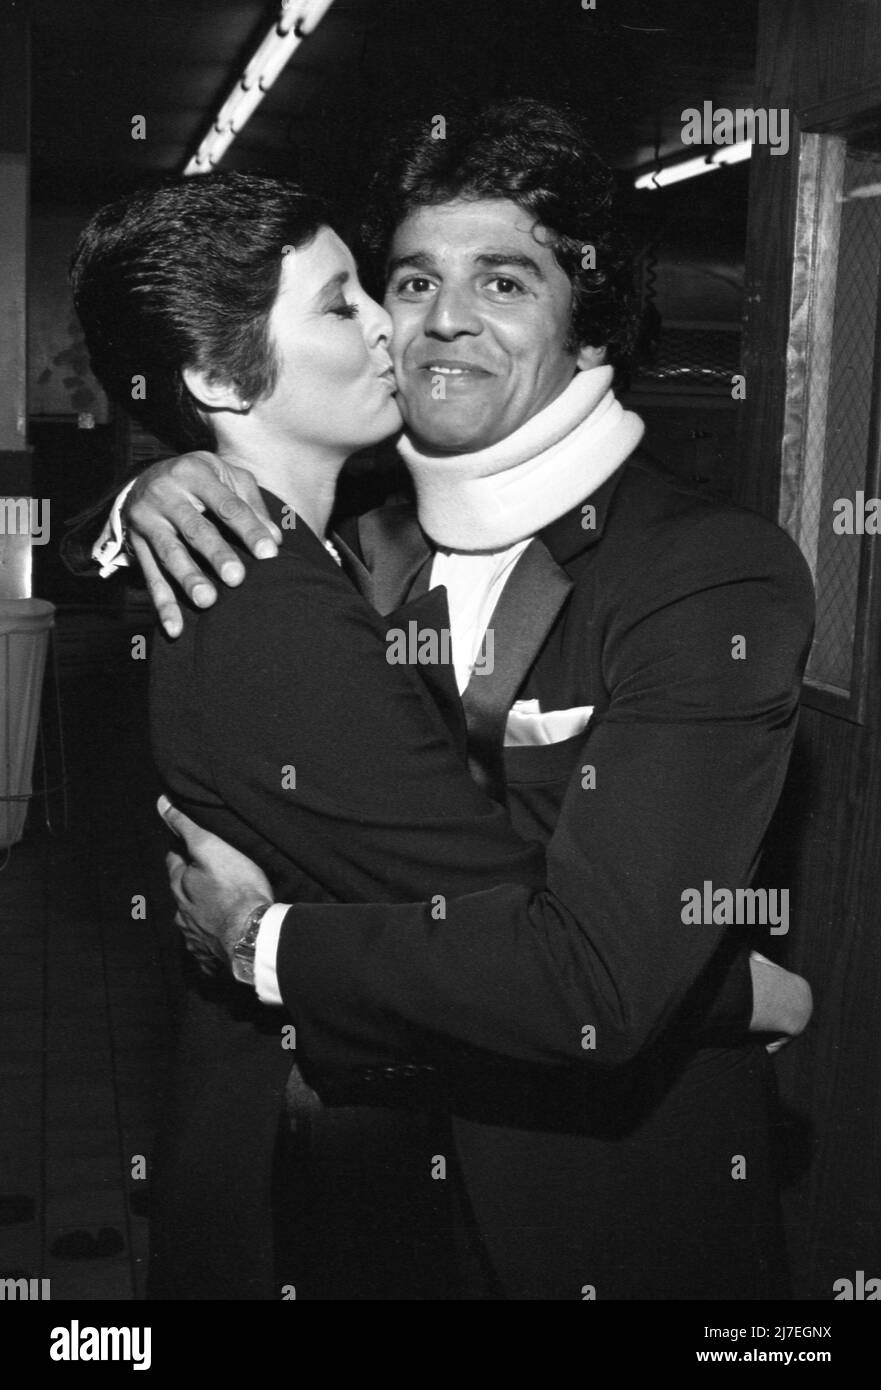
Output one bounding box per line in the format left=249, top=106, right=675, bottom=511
left=184, top=0, right=336, bottom=176
left=634, top=141, right=752, bottom=190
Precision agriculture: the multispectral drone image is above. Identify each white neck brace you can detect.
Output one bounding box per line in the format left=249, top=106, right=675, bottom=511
left=397, top=366, right=644, bottom=552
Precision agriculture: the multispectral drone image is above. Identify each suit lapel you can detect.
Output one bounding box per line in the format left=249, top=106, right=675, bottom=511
left=332, top=454, right=638, bottom=803
left=460, top=540, right=573, bottom=804
left=457, top=460, right=633, bottom=802
left=332, top=503, right=433, bottom=614
left=333, top=504, right=463, bottom=746
left=383, top=585, right=468, bottom=761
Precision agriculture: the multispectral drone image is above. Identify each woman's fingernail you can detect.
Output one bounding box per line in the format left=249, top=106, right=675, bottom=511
left=255, top=539, right=278, bottom=559
left=157, top=795, right=170, bottom=816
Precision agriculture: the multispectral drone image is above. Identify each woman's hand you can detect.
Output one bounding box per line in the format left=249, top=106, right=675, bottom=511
left=159, top=795, right=273, bottom=971
left=125, top=451, right=283, bottom=637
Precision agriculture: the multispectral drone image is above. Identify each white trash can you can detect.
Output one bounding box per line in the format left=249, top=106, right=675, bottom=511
left=0, top=599, right=56, bottom=847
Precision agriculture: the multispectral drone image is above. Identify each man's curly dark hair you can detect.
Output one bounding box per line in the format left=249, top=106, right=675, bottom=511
left=358, top=98, right=639, bottom=372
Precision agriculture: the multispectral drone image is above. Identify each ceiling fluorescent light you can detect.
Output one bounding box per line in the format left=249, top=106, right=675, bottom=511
left=634, top=140, right=752, bottom=190
left=635, top=154, right=719, bottom=189
left=184, top=0, right=337, bottom=175
left=712, top=139, right=752, bottom=166
left=278, top=0, right=336, bottom=36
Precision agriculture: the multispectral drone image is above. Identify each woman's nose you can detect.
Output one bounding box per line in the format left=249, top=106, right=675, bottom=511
left=363, top=294, right=394, bottom=347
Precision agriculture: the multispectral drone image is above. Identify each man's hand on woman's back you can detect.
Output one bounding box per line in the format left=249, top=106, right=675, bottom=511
left=749, top=950, right=813, bottom=1051
left=124, top=451, right=283, bottom=637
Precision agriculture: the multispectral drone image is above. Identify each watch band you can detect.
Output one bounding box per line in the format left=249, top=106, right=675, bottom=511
left=231, top=902, right=273, bottom=986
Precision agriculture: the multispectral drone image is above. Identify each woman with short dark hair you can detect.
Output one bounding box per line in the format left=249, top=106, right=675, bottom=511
left=71, top=171, right=546, bottom=1298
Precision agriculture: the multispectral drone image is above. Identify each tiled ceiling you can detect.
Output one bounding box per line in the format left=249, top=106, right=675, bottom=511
left=30, top=0, right=758, bottom=211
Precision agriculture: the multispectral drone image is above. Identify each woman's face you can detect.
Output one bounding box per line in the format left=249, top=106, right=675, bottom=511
left=254, top=226, right=401, bottom=453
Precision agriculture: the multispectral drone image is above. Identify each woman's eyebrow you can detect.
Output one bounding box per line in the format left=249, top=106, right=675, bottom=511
left=313, top=269, right=351, bottom=302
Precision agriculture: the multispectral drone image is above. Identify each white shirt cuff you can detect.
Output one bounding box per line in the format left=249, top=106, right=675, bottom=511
left=253, top=903, right=290, bottom=1006
left=91, top=478, right=138, bottom=577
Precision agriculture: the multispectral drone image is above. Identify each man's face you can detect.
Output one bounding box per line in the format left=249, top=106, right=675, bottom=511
left=385, top=198, right=601, bottom=455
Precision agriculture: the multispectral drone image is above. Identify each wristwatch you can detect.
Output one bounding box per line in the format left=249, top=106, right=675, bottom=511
left=231, top=902, right=273, bottom=986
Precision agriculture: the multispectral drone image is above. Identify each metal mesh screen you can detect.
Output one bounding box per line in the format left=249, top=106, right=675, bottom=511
left=783, top=139, right=881, bottom=698
left=811, top=150, right=881, bottom=691
left=636, top=326, right=741, bottom=387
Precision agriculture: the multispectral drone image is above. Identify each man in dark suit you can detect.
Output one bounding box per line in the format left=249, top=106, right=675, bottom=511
left=93, top=100, right=814, bottom=1299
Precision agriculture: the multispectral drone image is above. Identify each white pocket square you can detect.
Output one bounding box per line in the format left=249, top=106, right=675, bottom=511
left=504, top=700, right=594, bottom=747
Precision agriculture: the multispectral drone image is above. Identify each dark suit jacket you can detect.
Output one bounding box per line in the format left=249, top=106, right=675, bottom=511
left=149, top=485, right=542, bottom=1299
left=269, top=450, right=815, bottom=1298
left=149, top=451, right=813, bottom=1299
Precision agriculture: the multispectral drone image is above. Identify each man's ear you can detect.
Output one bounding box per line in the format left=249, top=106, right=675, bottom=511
left=182, top=364, right=248, bottom=413
left=575, top=343, right=608, bottom=371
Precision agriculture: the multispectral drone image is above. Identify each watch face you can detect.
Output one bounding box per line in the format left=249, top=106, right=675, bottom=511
left=232, top=952, right=255, bottom=986
left=231, top=905, right=269, bottom=986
